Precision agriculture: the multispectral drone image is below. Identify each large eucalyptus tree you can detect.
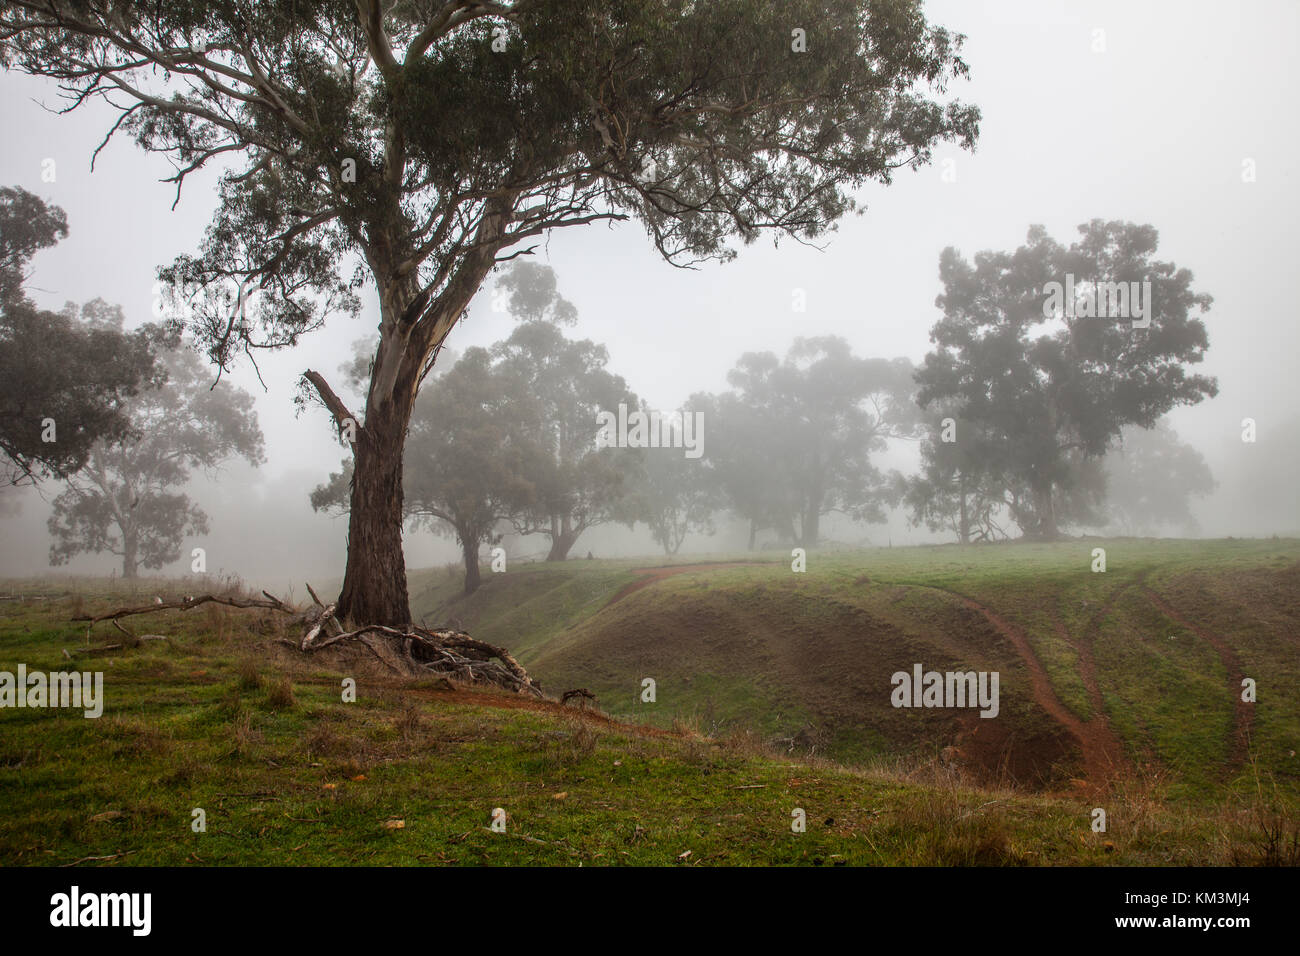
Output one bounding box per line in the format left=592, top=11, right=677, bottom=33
left=1, top=0, right=979, bottom=624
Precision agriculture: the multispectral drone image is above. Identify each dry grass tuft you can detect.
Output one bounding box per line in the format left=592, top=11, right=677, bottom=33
left=266, top=676, right=297, bottom=711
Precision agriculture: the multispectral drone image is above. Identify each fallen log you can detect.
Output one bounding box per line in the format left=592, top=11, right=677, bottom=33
left=73, top=591, right=295, bottom=626
left=71, top=588, right=543, bottom=697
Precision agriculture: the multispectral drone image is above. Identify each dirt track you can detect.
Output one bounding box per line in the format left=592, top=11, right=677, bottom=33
left=949, top=591, right=1130, bottom=793
left=603, top=561, right=770, bottom=608
left=1144, top=587, right=1254, bottom=772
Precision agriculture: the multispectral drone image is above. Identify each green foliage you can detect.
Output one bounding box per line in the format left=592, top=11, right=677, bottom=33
left=490, top=266, right=641, bottom=559
left=1099, top=421, right=1216, bottom=535
left=625, top=427, right=718, bottom=555
left=0, top=183, right=66, bottom=301
left=697, top=337, right=917, bottom=547
left=0, top=0, right=979, bottom=385
left=914, top=221, right=1218, bottom=539
left=47, top=345, right=265, bottom=577
left=0, top=188, right=167, bottom=485
left=899, top=405, right=1011, bottom=542
left=0, top=0, right=981, bottom=621
left=404, top=346, right=548, bottom=592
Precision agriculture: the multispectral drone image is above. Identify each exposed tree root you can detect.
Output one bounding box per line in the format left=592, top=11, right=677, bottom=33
left=72, top=584, right=543, bottom=697
left=303, top=621, right=543, bottom=697
left=561, top=688, right=598, bottom=708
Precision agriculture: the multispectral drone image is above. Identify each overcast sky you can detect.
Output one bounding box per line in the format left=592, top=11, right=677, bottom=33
left=2, top=0, right=1297, bottom=588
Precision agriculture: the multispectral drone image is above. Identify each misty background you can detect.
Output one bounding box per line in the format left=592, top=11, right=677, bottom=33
left=1, top=0, right=1296, bottom=593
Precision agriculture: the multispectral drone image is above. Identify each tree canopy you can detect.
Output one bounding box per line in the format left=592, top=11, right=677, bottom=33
left=699, top=337, right=916, bottom=547
left=48, top=342, right=265, bottom=577
left=914, top=221, right=1218, bottom=539
left=1, top=0, right=979, bottom=624
left=0, top=187, right=167, bottom=485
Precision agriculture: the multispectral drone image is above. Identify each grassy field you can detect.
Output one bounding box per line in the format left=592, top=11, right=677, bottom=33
left=1, top=538, right=1298, bottom=866
left=413, top=540, right=1300, bottom=799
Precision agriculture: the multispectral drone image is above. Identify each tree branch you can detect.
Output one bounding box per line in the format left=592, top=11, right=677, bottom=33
left=302, top=369, right=358, bottom=438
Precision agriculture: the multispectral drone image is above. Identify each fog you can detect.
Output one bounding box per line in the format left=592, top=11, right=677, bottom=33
left=2, top=0, right=1297, bottom=590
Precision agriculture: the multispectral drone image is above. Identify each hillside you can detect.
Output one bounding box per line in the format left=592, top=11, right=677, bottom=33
left=0, top=538, right=1296, bottom=867
left=412, top=539, right=1300, bottom=801
left=0, top=572, right=1293, bottom=866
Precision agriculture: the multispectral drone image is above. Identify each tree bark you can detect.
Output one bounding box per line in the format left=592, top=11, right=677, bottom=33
left=546, top=514, right=580, bottom=561
left=461, top=533, right=481, bottom=596
left=328, top=200, right=510, bottom=625
left=337, top=400, right=413, bottom=627
left=546, top=531, right=579, bottom=561
left=1032, top=479, right=1058, bottom=540
left=958, top=471, right=970, bottom=544
left=122, top=531, right=138, bottom=579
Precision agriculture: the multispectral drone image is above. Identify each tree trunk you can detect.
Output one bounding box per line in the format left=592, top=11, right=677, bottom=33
left=461, top=533, right=482, bottom=596
left=776, top=514, right=798, bottom=544
left=802, top=508, right=820, bottom=549
left=547, top=531, right=579, bottom=561
left=747, top=519, right=757, bottom=551
left=122, top=530, right=138, bottom=579
left=328, top=209, right=508, bottom=626
left=958, top=471, right=970, bottom=544
left=546, top=514, right=579, bottom=561
left=337, top=401, right=413, bottom=627
left=1032, top=480, right=1058, bottom=540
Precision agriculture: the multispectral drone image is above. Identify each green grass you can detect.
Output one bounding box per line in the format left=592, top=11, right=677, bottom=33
left=1, top=538, right=1298, bottom=866
left=417, top=539, right=1300, bottom=799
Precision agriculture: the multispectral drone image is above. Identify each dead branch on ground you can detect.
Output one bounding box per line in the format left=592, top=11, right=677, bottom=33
left=71, top=585, right=542, bottom=696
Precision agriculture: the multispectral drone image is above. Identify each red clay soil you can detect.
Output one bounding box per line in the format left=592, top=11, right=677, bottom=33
left=1144, top=587, right=1254, bottom=771
left=603, top=562, right=770, bottom=608
left=1052, top=612, right=1106, bottom=717
left=1048, top=581, right=1140, bottom=781
left=945, top=591, right=1130, bottom=792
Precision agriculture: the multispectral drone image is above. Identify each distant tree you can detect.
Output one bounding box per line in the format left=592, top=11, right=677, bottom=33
left=492, top=265, right=639, bottom=560
left=308, top=464, right=352, bottom=521
left=1, top=0, right=979, bottom=626
left=404, top=349, right=545, bottom=594
left=1003, top=448, right=1108, bottom=534
left=48, top=344, right=264, bottom=577
left=0, top=184, right=64, bottom=303
left=900, top=408, right=1010, bottom=543
left=493, top=261, right=577, bottom=326
left=690, top=388, right=790, bottom=549
left=915, top=221, right=1218, bottom=539
left=705, top=338, right=918, bottom=548
left=1097, top=420, right=1214, bottom=535
left=625, top=401, right=717, bottom=555
left=0, top=187, right=165, bottom=484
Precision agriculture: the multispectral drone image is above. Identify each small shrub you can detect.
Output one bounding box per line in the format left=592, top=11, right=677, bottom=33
left=395, top=703, right=424, bottom=742
left=235, top=658, right=262, bottom=691
left=230, top=708, right=259, bottom=757
left=266, top=676, right=297, bottom=711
